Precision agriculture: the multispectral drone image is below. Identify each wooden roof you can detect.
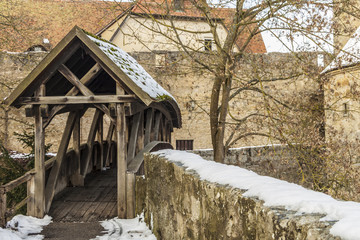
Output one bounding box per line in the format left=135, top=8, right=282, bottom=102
left=4, top=26, right=181, bottom=128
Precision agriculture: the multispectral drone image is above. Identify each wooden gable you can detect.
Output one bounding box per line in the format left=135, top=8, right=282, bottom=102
left=5, top=26, right=181, bottom=128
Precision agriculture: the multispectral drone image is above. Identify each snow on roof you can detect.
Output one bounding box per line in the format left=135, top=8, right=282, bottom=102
left=87, top=35, right=175, bottom=101
left=154, top=149, right=360, bottom=240
left=322, top=26, right=360, bottom=74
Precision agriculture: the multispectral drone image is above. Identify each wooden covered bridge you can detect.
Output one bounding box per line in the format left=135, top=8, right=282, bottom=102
left=0, top=26, right=181, bottom=224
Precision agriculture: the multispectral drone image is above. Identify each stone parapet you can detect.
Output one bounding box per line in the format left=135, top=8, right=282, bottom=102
left=139, top=153, right=339, bottom=240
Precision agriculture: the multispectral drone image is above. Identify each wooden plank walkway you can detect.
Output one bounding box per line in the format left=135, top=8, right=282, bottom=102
left=48, top=168, right=117, bottom=222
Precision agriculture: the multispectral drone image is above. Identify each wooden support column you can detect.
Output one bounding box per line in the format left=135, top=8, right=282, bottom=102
left=45, top=112, right=77, bottom=212
left=33, top=99, right=45, bottom=217
left=82, top=110, right=102, bottom=176
left=126, top=172, right=135, bottom=219
left=127, top=112, right=142, bottom=163
left=144, top=108, right=154, bottom=146
left=116, top=83, right=127, bottom=218
left=136, top=111, right=144, bottom=154
left=153, top=111, right=162, bottom=141
left=105, top=124, right=115, bottom=167
left=96, top=115, right=104, bottom=170
left=27, top=174, right=35, bottom=216
left=70, top=113, right=83, bottom=186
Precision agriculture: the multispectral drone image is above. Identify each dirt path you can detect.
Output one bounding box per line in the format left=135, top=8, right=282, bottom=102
left=42, top=222, right=104, bottom=240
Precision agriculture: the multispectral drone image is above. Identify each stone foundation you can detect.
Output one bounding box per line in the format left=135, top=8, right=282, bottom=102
left=137, top=153, right=339, bottom=240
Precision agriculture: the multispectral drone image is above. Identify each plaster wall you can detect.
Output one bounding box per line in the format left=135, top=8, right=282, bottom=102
left=102, top=16, right=231, bottom=52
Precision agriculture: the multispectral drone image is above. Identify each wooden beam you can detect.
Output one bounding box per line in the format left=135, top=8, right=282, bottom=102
left=127, top=112, right=142, bottom=163
left=144, top=108, right=154, bottom=146
left=42, top=63, right=102, bottom=127
left=82, top=109, right=103, bottom=176
left=58, top=64, right=115, bottom=122
left=153, top=111, right=162, bottom=141
left=19, top=95, right=136, bottom=105
left=116, top=103, right=127, bottom=219
left=66, top=63, right=101, bottom=96
left=34, top=103, right=45, bottom=217
left=105, top=123, right=115, bottom=167
left=45, top=112, right=77, bottom=212
left=136, top=110, right=144, bottom=155
left=70, top=113, right=83, bottom=186
left=96, top=115, right=104, bottom=170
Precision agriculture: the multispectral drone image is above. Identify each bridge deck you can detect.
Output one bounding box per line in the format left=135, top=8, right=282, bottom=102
left=48, top=168, right=117, bottom=222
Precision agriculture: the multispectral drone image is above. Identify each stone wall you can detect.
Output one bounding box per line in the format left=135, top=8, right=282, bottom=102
left=137, top=153, right=339, bottom=240
left=192, top=145, right=304, bottom=187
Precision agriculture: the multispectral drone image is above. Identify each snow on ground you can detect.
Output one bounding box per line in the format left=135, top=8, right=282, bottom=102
left=154, top=149, right=360, bottom=240
left=92, top=213, right=156, bottom=240
left=0, top=215, right=52, bottom=240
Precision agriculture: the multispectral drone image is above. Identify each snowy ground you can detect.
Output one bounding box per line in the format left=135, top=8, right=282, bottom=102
left=0, top=215, right=52, bottom=240
left=154, top=149, right=360, bottom=240
left=92, top=213, right=156, bottom=240
left=0, top=214, right=156, bottom=240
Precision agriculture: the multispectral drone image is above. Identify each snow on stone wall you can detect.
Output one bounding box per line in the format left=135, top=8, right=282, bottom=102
left=137, top=150, right=358, bottom=240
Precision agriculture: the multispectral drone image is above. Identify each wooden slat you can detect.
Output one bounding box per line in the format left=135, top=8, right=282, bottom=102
left=20, top=95, right=137, bottom=105
left=97, top=115, right=104, bottom=170
left=127, top=141, right=173, bottom=174
left=82, top=110, right=102, bottom=176
left=45, top=112, right=77, bottom=212
left=144, top=108, right=154, bottom=146
left=116, top=103, right=127, bottom=218
left=70, top=113, right=83, bottom=186
left=136, top=111, right=144, bottom=154
left=34, top=104, right=45, bottom=217
left=105, top=124, right=114, bottom=167
left=153, top=111, right=162, bottom=141
left=127, top=112, right=142, bottom=163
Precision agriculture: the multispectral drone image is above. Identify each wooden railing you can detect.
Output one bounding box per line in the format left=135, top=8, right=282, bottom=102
left=0, top=140, right=170, bottom=225
left=0, top=141, right=115, bottom=226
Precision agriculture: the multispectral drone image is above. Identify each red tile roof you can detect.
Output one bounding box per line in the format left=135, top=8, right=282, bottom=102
left=0, top=0, right=131, bottom=52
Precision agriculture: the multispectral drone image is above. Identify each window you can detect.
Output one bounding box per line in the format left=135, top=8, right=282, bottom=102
left=176, top=140, right=194, bottom=150
left=204, top=39, right=212, bottom=51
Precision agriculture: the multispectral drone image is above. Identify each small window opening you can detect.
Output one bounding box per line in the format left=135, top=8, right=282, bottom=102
left=343, top=103, right=349, bottom=116
left=204, top=39, right=212, bottom=51
left=176, top=140, right=194, bottom=150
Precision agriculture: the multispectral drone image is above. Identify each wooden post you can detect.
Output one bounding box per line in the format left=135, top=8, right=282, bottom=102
left=97, top=115, right=104, bottom=170
left=70, top=113, right=83, bottom=186
left=0, top=187, right=6, bottom=226
left=126, top=172, right=135, bottom=219
left=154, top=111, right=162, bottom=141
left=27, top=174, right=35, bottom=216
left=136, top=111, right=144, bottom=154
left=116, top=83, right=127, bottom=218
left=144, top=108, right=154, bottom=146
left=34, top=104, right=45, bottom=217
left=127, top=112, right=142, bottom=163
left=82, top=110, right=102, bottom=176
left=105, top=124, right=114, bottom=167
